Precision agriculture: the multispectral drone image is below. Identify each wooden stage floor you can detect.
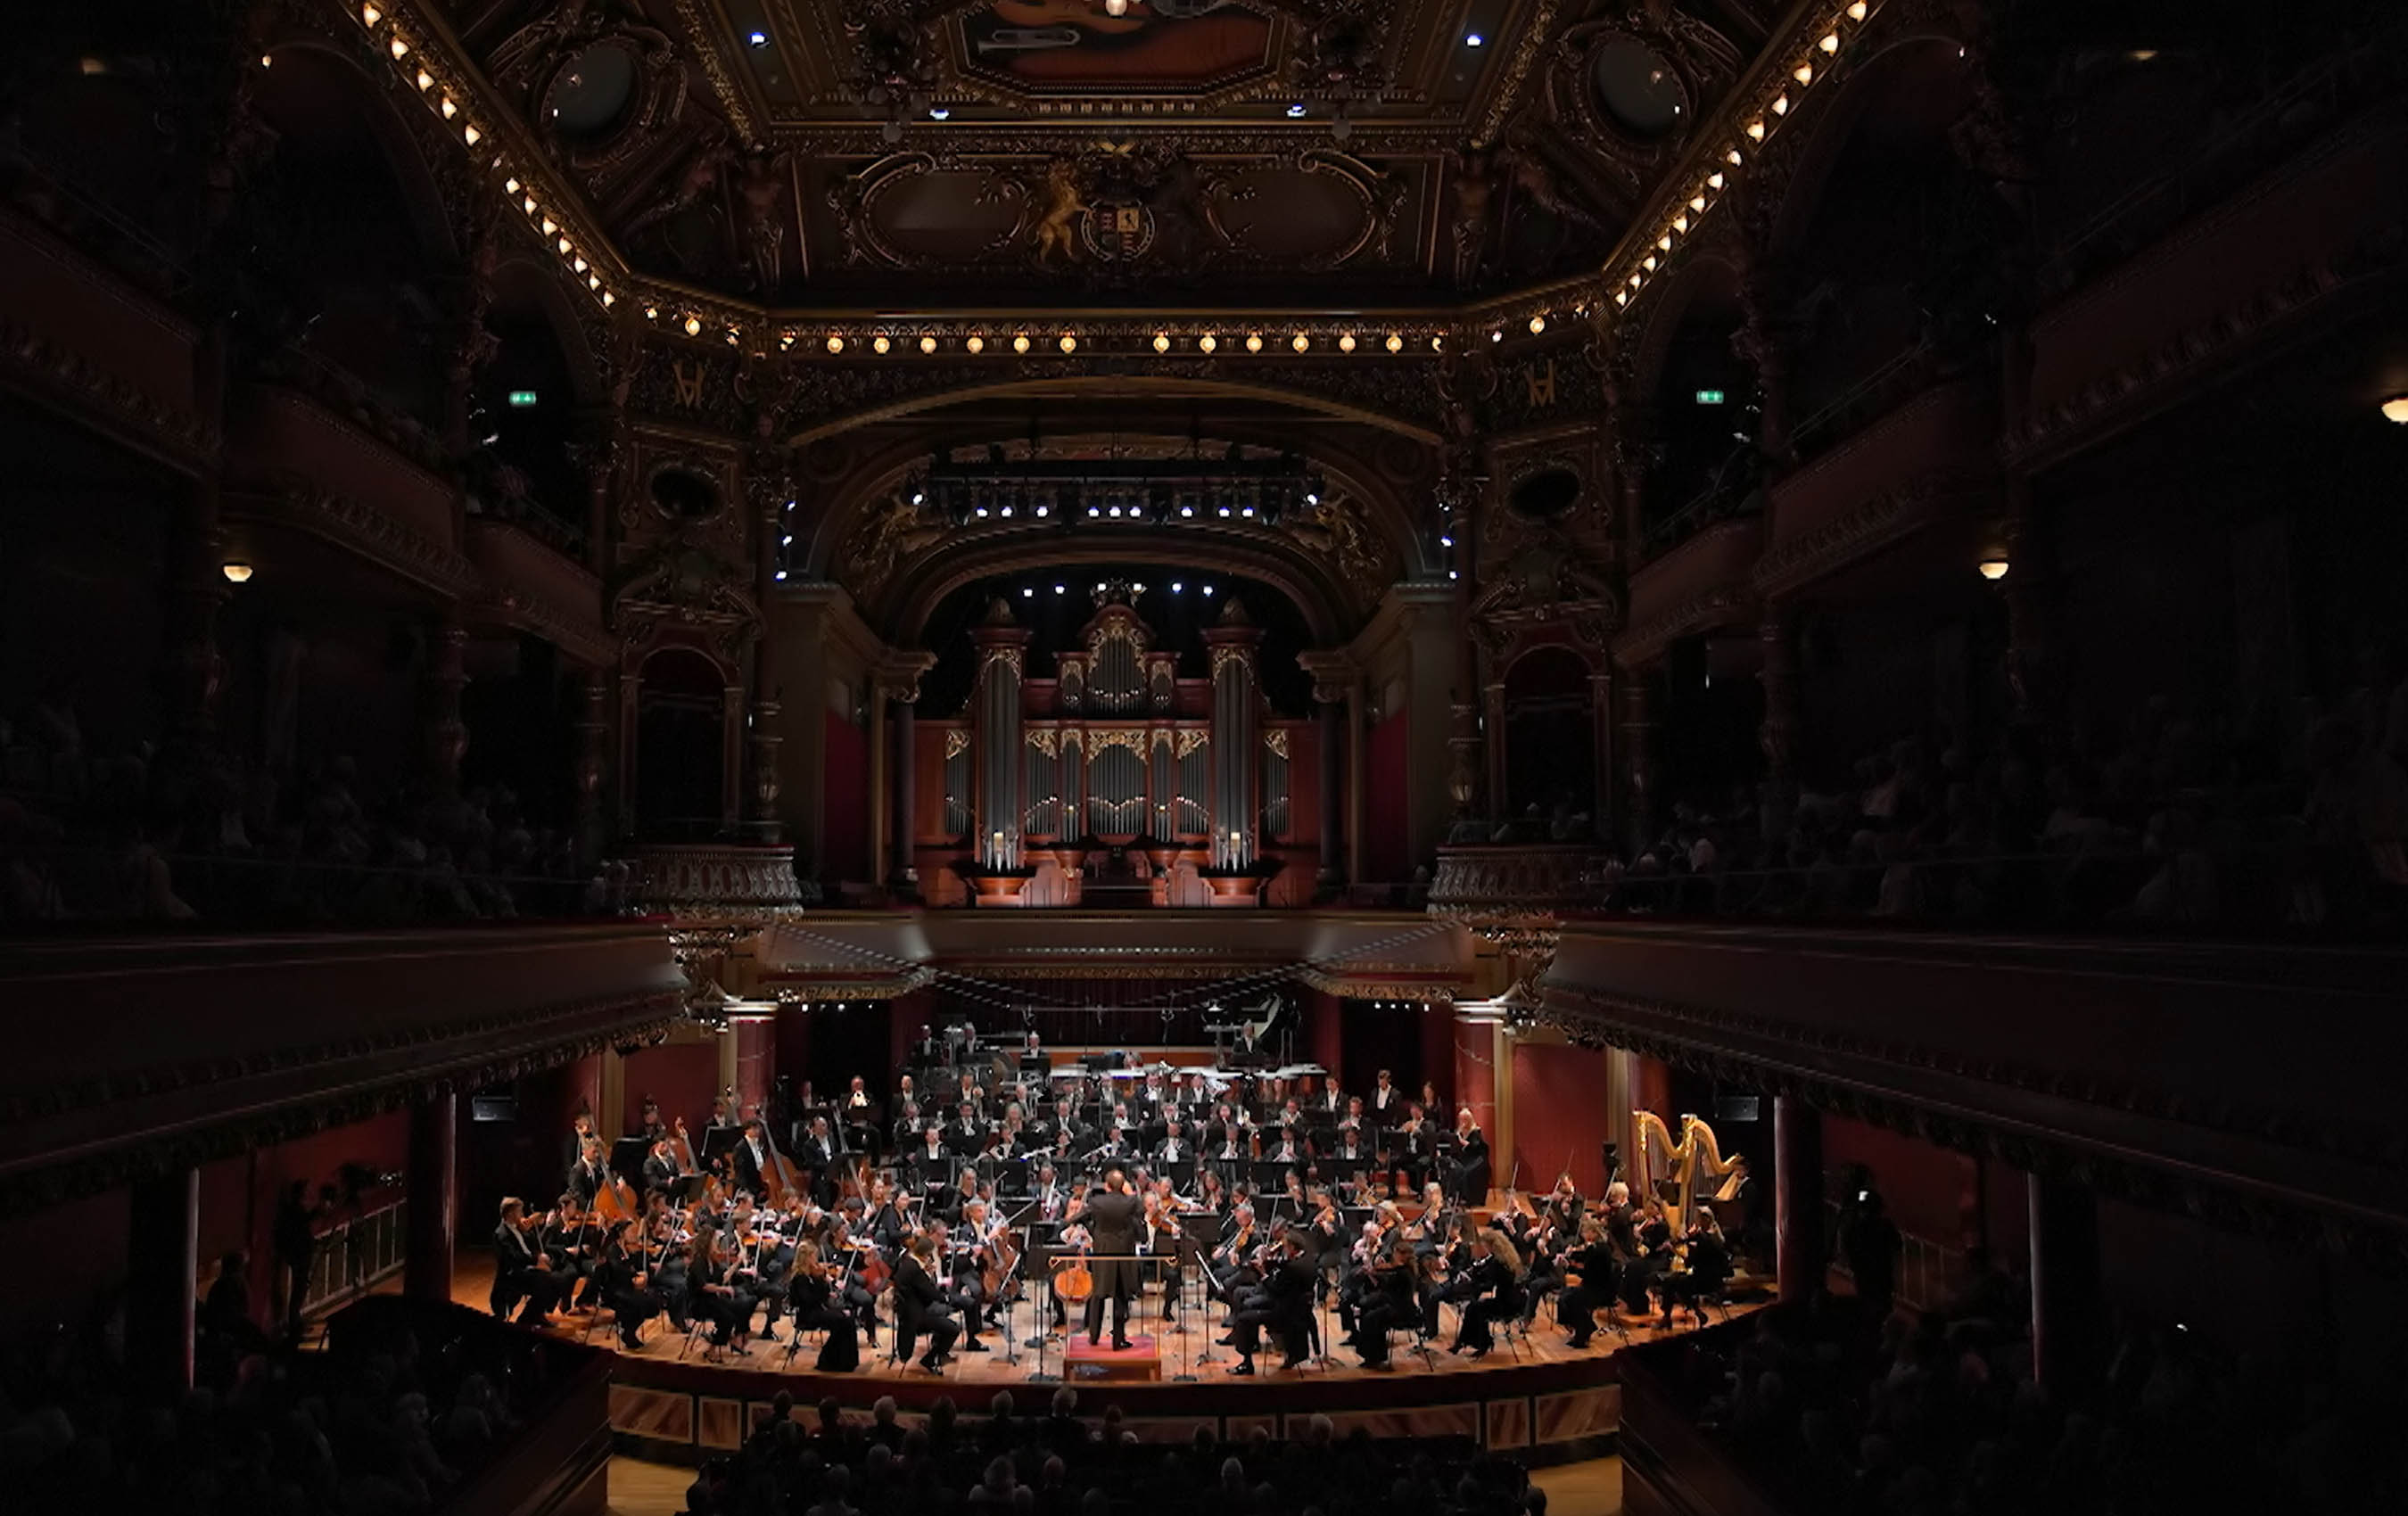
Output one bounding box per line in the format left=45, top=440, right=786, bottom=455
left=448, top=1248, right=1761, bottom=1390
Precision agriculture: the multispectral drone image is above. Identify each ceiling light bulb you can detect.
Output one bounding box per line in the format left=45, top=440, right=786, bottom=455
left=1978, top=558, right=2010, bottom=581
left=1060, top=334, right=1076, bottom=353
left=1820, top=32, right=1841, bottom=54
left=1106, top=0, right=1131, bottom=13
left=1848, top=2, right=1868, bottom=20
left=827, top=334, right=845, bottom=353
left=1771, top=94, right=1789, bottom=115
left=685, top=316, right=702, bottom=336
left=1691, top=194, right=1707, bottom=211
left=1465, top=32, right=1484, bottom=47
left=557, top=235, right=572, bottom=255
left=221, top=561, right=253, bottom=583
left=361, top=4, right=381, bottom=25
left=1709, top=172, right=1726, bottom=190
left=919, top=335, right=936, bottom=354
left=1013, top=334, right=1031, bottom=354
left=1728, top=149, right=1744, bottom=165
left=2380, top=394, right=2408, bottom=424
left=1528, top=315, right=1546, bottom=334
left=439, top=95, right=455, bottom=117
left=1385, top=333, right=1403, bottom=352
left=1614, top=291, right=1629, bottom=307
left=1659, top=234, right=1673, bottom=250
left=1245, top=333, right=1263, bottom=353
left=1489, top=329, right=1501, bottom=343
left=504, top=177, right=520, bottom=194
left=967, top=334, right=984, bottom=353
left=1292, top=333, right=1309, bottom=352
left=1339, top=333, right=1356, bottom=352
left=541, top=216, right=557, bottom=235
left=415, top=70, right=433, bottom=92
left=1794, top=62, right=1814, bottom=85
left=724, top=325, right=737, bottom=344
left=523, top=194, right=537, bottom=215
left=1431, top=334, right=1444, bottom=350
left=1745, top=119, right=1764, bottom=141
left=1154, top=333, right=1170, bottom=352
left=1199, top=334, right=1216, bottom=353
left=463, top=125, right=481, bottom=145
left=600, top=291, right=614, bottom=306
left=390, top=37, right=409, bottom=59
left=779, top=330, right=793, bottom=349
left=1643, top=255, right=1657, bottom=271
left=1673, top=213, right=1689, bottom=232
left=872, top=334, right=890, bottom=354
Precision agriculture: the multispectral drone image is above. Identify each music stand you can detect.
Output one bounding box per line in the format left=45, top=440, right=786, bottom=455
left=609, top=1136, right=651, bottom=1182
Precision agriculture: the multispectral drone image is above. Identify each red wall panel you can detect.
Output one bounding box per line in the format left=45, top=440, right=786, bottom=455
left=1365, top=711, right=1410, bottom=883
left=1452, top=1013, right=1496, bottom=1135
left=1510, top=1042, right=1615, bottom=1199
left=823, top=709, right=870, bottom=884
left=1819, top=1113, right=1976, bottom=1249
left=621, top=1042, right=721, bottom=1137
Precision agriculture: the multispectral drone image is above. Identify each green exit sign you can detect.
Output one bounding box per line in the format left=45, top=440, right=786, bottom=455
left=1694, top=389, right=1727, bottom=405
left=507, top=390, right=540, bottom=408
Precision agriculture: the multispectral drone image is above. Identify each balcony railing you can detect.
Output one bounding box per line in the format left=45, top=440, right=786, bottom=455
left=626, top=842, right=807, bottom=919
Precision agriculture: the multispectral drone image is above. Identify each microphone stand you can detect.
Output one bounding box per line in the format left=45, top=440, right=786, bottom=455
left=1026, top=1255, right=1059, bottom=1384
left=1169, top=1232, right=1198, bottom=1381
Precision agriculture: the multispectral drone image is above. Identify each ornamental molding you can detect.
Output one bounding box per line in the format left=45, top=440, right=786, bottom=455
left=1176, top=730, right=1209, bottom=759
left=1264, top=730, right=1290, bottom=759
left=1612, top=584, right=1752, bottom=671
left=1027, top=729, right=1059, bottom=759
left=0, top=313, right=217, bottom=473
left=0, top=987, right=684, bottom=1218
left=1538, top=977, right=2408, bottom=1270
left=944, top=728, right=971, bottom=761
left=1749, top=464, right=1995, bottom=601
left=627, top=843, right=807, bottom=920
left=232, top=475, right=482, bottom=600
left=2004, top=218, right=2408, bottom=473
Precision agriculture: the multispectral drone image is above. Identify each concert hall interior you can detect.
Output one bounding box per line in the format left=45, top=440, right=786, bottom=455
left=4, top=1, right=2408, bottom=1513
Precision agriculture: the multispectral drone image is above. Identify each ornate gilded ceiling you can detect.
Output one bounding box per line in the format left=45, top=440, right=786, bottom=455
left=428, top=0, right=1785, bottom=309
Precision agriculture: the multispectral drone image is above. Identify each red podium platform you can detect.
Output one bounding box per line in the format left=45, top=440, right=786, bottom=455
left=1063, top=1332, right=1163, bottom=1382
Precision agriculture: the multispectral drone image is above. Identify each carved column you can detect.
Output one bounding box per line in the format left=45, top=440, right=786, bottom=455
left=2029, top=1173, right=2105, bottom=1393
left=722, top=683, right=747, bottom=836
left=1774, top=1094, right=1824, bottom=1302
left=1736, top=270, right=1798, bottom=472
left=746, top=466, right=788, bottom=842
left=128, top=1167, right=201, bottom=1394
left=425, top=609, right=469, bottom=798
left=887, top=670, right=928, bottom=896
left=573, top=669, right=609, bottom=866
left=1481, top=680, right=1509, bottom=822
left=969, top=601, right=1034, bottom=870
left=1202, top=601, right=1267, bottom=869
left=404, top=1091, right=458, bottom=1303
left=1315, top=693, right=1344, bottom=888
left=1587, top=668, right=1617, bottom=844
left=162, top=326, right=231, bottom=755
left=1618, top=668, right=1658, bottom=854
left=2001, top=474, right=2058, bottom=736
left=1759, top=606, right=1801, bottom=840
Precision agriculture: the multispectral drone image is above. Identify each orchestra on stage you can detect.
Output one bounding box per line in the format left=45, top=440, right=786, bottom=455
left=484, top=1023, right=1744, bottom=1376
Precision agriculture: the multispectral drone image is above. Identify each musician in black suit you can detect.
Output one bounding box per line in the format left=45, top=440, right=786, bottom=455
left=1369, top=1070, right=1402, bottom=1115
left=566, top=1140, right=609, bottom=1207
left=639, top=1137, right=681, bottom=1199
left=1228, top=1230, right=1314, bottom=1373
left=893, top=1233, right=960, bottom=1371
left=1081, top=1169, right=1143, bottom=1350
left=732, top=1121, right=775, bottom=1197
left=490, top=1199, right=565, bottom=1322
left=1451, top=1111, right=1492, bottom=1203
left=563, top=1112, right=598, bottom=1174
left=589, top=1222, right=657, bottom=1352
left=1555, top=1216, right=1621, bottom=1348
left=1155, top=1119, right=1192, bottom=1166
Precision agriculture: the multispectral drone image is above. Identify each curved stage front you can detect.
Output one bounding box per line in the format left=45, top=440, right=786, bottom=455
left=469, top=1267, right=1764, bottom=1462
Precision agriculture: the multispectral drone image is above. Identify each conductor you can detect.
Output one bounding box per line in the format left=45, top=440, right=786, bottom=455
left=1082, top=1167, right=1142, bottom=1351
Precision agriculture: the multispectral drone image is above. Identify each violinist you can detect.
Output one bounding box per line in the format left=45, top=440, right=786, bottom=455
left=1450, top=1226, right=1524, bottom=1358
left=689, top=1228, right=754, bottom=1358
left=891, top=1099, right=924, bottom=1152
left=540, top=1195, right=601, bottom=1311
left=1206, top=1200, right=1260, bottom=1304
left=785, top=1241, right=861, bottom=1372
left=1657, top=1208, right=1733, bottom=1328
left=491, top=1198, right=565, bottom=1322
left=866, top=1176, right=912, bottom=1253
left=1227, top=1227, right=1313, bottom=1375
left=1620, top=1199, right=1677, bottom=1316
left=1195, top=1167, right=1231, bottom=1217
left=590, top=1220, right=656, bottom=1352
left=1555, top=1216, right=1620, bottom=1348
left=1351, top=1234, right=1418, bottom=1368
left=892, top=1232, right=961, bottom=1372
left=1032, top=1160, right=1068, bottom=1223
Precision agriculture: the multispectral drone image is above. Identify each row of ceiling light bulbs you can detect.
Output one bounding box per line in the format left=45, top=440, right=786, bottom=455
left=356, top=4, right=619, bottom=312
left=1610, top=2, right=1873, bottom=319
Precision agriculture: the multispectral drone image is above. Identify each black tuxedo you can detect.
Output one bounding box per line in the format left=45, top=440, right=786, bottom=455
left=490, top=1221, right=563, bottom=1321
left=893, top=1252, right=960, bottom=1365
left=641, top=1154, right=680, bottom=1197
left=1081, top=1188, right=1143, bottom=1346
left=566, top=1159, right=606, bottom=1207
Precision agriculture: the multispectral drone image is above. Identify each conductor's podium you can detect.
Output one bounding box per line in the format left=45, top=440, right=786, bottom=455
left=1064, top=1331, right=1163, bottom=1382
